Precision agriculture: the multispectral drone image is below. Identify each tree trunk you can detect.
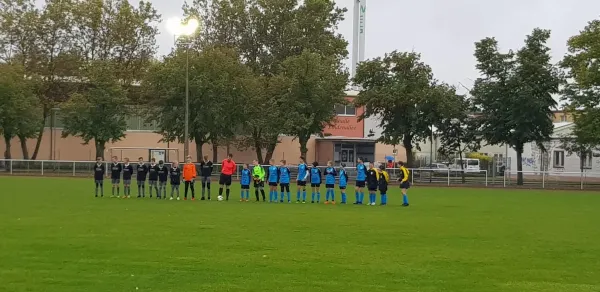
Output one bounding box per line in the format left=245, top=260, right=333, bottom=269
left=195, top=140, right=204, bottom=162
left=515, top=143, right=524, bottom=185
left=3, top=134, right=12, bottom=159
left=264, top=139, right=277, bottom=164
left=252, top=128, right=264, bottom=164
left=403, top=136, right=414, bottom=167
left=95, top=140, right=105, bottom=160
left=31, top=107, right=49, bottom=160
left=212, top=143, right=218, bottom=163
left=19, top=135, right=30, bottom=160
left=298, top=134, right=310, bottom=162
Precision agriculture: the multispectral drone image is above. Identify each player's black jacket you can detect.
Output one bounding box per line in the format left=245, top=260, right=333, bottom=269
left=122, top=164, right=134, bottom=180
left=170, top=167, right=182, bottom=185
left=366, top=168, right=379, bottom=186
left=110, top=163, right=122, bottom=179
left=157, top=165, right=168, bottom=182
left=94, top=163, right=105, bottom=180
left=199, top=160, right=213, bottom=177
left=148, top=164, right=159, bottom=181
left=136, top=163, right=148, bottom=181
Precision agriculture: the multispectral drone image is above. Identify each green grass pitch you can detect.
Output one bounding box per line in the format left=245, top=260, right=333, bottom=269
left=1, top=176, right=600, bottom=292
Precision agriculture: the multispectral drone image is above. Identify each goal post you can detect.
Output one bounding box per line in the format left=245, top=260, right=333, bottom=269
left=109, top=147, right=181, bottom=163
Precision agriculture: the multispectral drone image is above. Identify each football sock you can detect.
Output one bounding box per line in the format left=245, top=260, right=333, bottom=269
left=331, top=191, right=335, bottom=202
left=95, top=184, right=98, bottom=196
left=296, top=190, right=300, bottom=201
left=286, top=192, right=290, bottom=202
left=255, top=190, right=259, bottom=201
left=317, top=192, right=321, bottom=202
left=202, top=182, right=206, bottom=196
left=360, top=192, right=365, bottom=203
left=226, top=189, right=230, bottom=200
left=302, top=191, right=306, bottom=201
left=355, top=191, right=359, bottom=203
left=246, top=190, right=250, bottom=200
left=112, top=186, right=115, bottom=196
left=260, top=189, right=266, bottom=201
left=403, top=194, right=409, bottom=205
left=311, top=192, right=315, bottom=202
left=341, top=192, right=346, bottom=203
left=219, top=188, right=223, bottom=196
left=382, top=194, right=387, bottom=204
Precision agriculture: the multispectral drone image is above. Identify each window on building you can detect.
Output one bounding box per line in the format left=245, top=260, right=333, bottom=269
left=583, top=151, right=593, bottom=169
left=553, top=151, right=565, bottom=168
left=335, top=104, right=356, bottom=116
left=560, top=115, right=567, bottom=122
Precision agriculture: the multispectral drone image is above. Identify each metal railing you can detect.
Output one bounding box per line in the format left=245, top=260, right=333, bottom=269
left=2, top=159, right=600, bottom=190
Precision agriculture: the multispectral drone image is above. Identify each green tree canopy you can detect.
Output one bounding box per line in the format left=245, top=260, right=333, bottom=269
left=471, top=28, right=560, bottom=185
left=60, top=62, right=129, bottom=159
left=353, top=51, right=448, bottom=167
left=143, top=46, right=252, bottom=161
left=276, top=50, right=348, bottom=159
left=0, top=64, right=42, bottom=159
left=560, top=18, right=600, bottom=158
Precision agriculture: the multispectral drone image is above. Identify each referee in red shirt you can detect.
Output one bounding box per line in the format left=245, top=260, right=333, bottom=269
left=219, top=153, right=236, bottom=201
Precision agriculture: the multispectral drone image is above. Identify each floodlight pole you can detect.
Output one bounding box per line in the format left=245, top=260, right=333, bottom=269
left=184, top=44, right=190, bottom=159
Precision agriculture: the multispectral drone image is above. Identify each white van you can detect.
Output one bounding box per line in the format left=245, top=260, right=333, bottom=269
left=452, top=158, right=481, bottom=173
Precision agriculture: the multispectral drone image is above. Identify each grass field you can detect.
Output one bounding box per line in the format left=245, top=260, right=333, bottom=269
left=1, top=176, right=599, bottom=292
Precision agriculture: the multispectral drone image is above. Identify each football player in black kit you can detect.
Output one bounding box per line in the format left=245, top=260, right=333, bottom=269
left=199, top=155, right=213, bottom=200
left=169, top=161, right=182, bottom=200
left=148, top=158, right=159, bottom=198
left=122, top=158, right=134, bottom=198
left=110, top=156, right=122, bottom=198
left=94, top=157, right=105, bottom=197
left=157, top=160, right=169, bottom=199
left=136, top=157, right=148, bottom=198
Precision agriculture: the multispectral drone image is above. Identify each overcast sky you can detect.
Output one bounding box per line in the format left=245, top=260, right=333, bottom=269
left=151, top=0, right=600, bottom=94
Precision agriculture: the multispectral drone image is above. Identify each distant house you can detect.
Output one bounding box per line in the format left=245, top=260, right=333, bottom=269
left=506, top=122, right=600, bottom=177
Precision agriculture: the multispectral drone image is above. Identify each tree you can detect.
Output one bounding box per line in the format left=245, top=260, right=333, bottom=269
left=560, top=19, right=600, bottom=152
left=143, top=46, right=252, bottom=162
left=353, top=51, right=446, bottom=167
left=60, top=63, right=129, bottom=159
left=275, top=50, right=348, bottom=158
left=471, top=28, right=560, bottom=185
left=0, top=64, right=41, bottom=159
left=183, top=0, right=348, bottom=162
left=435, top=91, right=481, bottom=182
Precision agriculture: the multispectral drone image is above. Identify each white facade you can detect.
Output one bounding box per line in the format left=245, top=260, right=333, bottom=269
left=506, top=122, right=600, bottom=177
left=413, top=133, right=506, bottom=164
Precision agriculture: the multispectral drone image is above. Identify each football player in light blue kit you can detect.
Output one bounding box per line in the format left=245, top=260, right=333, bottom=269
left=355, top=158, right=367, bottom=205
left=324, top=161, right=337, bottom=204
left=278, top=160, right=292, bottom=203
left=267, top=159, right=280, bottom=203
left=296, top=157, right=309, bottom=203
left=338, top=164, right=349, bottom=204
left=240, top=163, right=251, bottom=201
left=310, top=162, right=322, bottom=203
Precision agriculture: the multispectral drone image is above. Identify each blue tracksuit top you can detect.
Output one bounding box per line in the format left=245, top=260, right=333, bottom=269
left=310, top=168, right=321, bottom=184
left=356, top=163, right=367, bottom=181
left=297, top=163, right=308, bottom=181
left=325, top=167, right=337, bottom=185
left=268, top=165, right=279, bottom=183
left=240, top=169, right=251, bottom=186
left=279, top=167, right=291, bottom=184
left=339, top=169, right=348, bottom=187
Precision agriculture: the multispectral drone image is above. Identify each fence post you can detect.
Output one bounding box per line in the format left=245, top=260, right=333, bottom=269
left=542, top=171, right=545, bottom=189
left=9, top=160, right=13, bottom=175
left=41, top=161, right=44, bottom=176
left=485, top=170, right=488, bottom=187
left=447, top=169, right=450, bottom=186
left=580, top=171, right=584, bottom=190
left=73, top=161, right=76, bottom=176
left=503, top=168, right=506, bottom=188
